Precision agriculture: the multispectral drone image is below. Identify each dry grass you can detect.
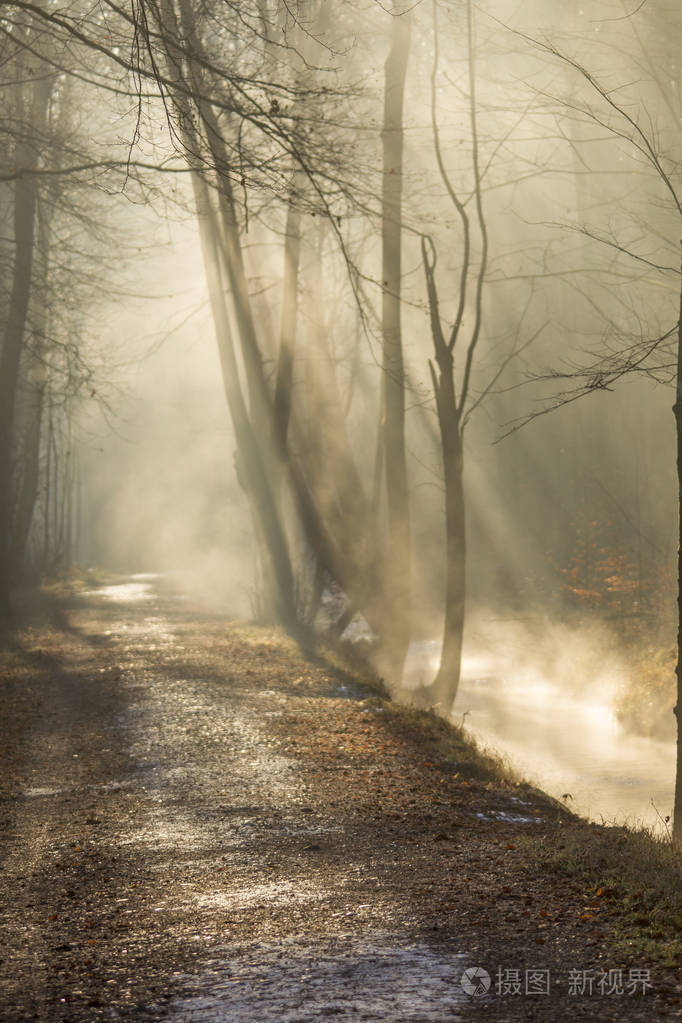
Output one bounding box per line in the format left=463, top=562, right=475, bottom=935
left=533, top=822, right=682, bottom=965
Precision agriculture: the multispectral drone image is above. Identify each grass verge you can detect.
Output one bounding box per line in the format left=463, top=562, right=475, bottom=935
left=532, top=822, right=682, bottom=966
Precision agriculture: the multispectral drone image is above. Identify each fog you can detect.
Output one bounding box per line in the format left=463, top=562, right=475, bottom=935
left=79, top=219, right=257, bottom=616
left=2, top=0, right=680, bottom=830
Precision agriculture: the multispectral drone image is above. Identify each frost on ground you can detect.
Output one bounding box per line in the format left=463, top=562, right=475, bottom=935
left=164, top=937, right=468, bottom=1022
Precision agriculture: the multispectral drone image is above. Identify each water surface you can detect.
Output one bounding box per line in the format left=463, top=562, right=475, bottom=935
left=404, top=634, right=676, bottom=834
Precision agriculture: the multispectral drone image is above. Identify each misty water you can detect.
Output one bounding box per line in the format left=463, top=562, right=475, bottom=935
left=404, top=635, right=676, bottom=835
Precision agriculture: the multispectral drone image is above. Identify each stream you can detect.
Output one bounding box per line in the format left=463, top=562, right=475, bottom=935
left=404, top=631, right=676, bottom=835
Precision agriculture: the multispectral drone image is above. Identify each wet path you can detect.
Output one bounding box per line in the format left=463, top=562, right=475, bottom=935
left=0, top=581, right=470, bottom=1021
left=0, top=579, right=679, bottom=1021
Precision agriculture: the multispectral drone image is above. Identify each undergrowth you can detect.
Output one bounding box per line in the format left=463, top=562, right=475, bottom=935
left=534, top=822, right=682, bottom=966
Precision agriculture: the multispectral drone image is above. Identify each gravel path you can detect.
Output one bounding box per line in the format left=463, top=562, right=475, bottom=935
left=0, top=577, right=679, bottom=1021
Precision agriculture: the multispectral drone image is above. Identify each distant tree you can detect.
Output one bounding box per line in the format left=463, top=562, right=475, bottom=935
left=0, top=4, right=168, bottom=610
left=0, top=29, right=53, bottom=618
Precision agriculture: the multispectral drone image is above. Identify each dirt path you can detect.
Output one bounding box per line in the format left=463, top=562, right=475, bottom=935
left=0, top=577, right=679, bottom=1022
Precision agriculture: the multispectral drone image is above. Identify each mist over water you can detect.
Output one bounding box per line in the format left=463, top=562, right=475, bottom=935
left=404, top=619, right=676, bottom=833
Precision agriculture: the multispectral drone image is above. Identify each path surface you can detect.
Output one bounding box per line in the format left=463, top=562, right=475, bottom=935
left=0, top=577, right=679, bottom=1022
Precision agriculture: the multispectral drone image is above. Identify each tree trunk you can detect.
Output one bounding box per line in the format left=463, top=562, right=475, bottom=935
left=273, top=184, right=303, bottom=448
left=673, top=251, right=682, bottom=845
left=0, top=75, right=51, bottom=620
left=416, top=349, right=466, bottom=715
left=11, top=199, right=50, bottom=579
left=42, top=399, right=53, bottom=574
left=11, top=361, right=45, bottom=578
left=433, top=377, right=465, bottom=711
left=380, top=1, right=412, bottom=682
left=295, top=222, right=375, bottom=581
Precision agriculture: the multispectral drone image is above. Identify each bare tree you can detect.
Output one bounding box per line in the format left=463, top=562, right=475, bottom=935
left=410, top=0, right=488, bottom=712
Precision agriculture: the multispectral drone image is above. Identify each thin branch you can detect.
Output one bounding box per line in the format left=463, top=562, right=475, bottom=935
left=430, top=0, right=469, bottom=353
left=458, top=0, right=488, bottom=419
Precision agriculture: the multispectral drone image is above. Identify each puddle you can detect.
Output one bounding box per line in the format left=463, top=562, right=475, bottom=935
left=163, top=936, right=468, bottom=1022
left=22, top=786, right=64, bottom=798
left=97, top=779, right=136, bottom=792
left=476, top=811, right=544, bottom=824
left=332, top=683, right=366, bottom=701
left=84, top=582, right=155, bottom=603
left=23, top=780, right=140, bottom=798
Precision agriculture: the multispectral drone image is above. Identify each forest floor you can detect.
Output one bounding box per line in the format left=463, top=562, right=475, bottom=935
left=0, top=575, right=680, bottom=1023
